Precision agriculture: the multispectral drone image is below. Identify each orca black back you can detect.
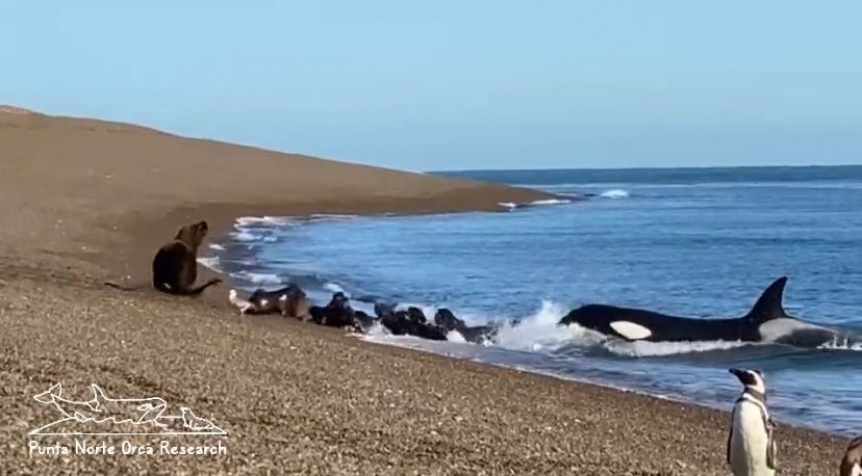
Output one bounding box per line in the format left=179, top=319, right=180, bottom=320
left=558, top=276, right=795, bottom=343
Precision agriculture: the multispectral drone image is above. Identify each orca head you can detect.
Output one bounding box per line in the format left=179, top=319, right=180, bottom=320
left=559, top=305, right=652, bottom=341
left=742, top=276, right=792, bottom=326
left=729, top=368, right=767, bottom=394
left=558, top=304, right=605, bottom=326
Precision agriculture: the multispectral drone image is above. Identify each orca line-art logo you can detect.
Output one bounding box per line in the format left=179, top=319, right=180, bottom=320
left=29, top=383, right=227, bottom=437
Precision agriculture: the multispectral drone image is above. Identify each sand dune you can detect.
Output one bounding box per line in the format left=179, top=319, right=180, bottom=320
left=0, top=106, right=550, bottom=285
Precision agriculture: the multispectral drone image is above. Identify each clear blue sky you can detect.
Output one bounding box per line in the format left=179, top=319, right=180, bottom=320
left=1, top=1, right=860, bottom=171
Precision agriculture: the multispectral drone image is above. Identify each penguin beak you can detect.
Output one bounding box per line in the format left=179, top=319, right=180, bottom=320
left=728, top=368, right=744, bottom=379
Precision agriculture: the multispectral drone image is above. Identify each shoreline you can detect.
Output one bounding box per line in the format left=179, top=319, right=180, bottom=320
left=210, top=208, right=853, bottom=441
left=0, top=108, right=852, bottom=474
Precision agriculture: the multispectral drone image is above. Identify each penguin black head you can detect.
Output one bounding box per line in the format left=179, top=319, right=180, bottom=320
left=729, top=368, right=766, bottom=394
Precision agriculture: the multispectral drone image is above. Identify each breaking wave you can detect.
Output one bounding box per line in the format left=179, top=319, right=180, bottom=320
left=196, top=256, right=221, bottom=272
left=232, top=270, right=282, bottom=285
left=599, top=339, right=750, bottom=358
left=236, top=216, right=294, bottom=227
left=598, top=189, right=630, bottom=199
left=498, top=198, right=572, bottom=211
left=491, top=300, right=581, bottom=352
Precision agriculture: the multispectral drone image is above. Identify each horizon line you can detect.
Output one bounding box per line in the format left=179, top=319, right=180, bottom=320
left=429, top=163, right=862, bottom=174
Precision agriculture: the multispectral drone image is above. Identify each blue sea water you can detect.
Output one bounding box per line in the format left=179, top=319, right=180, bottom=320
left=204, top=165, right=862, bottom=437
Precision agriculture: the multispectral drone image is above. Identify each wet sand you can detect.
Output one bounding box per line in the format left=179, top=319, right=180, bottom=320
left=0, top=107, right=851, bottom=475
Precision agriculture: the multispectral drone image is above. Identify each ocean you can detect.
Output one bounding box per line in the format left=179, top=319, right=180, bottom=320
left=202, top=165, right=862, bottom=437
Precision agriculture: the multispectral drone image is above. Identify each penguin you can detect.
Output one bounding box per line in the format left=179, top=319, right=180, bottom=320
left=727, top=368, right=777, bottom=476
left=840, top=434, right=862, bottom=476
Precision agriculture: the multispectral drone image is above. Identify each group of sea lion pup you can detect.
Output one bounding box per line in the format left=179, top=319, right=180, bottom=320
left=228, top=285, right=502, bottom=344
left=105, top=219, right=862, bottom=476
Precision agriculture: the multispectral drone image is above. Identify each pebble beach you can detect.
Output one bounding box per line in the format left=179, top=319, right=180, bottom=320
left=0, top=108, right=851, bottom=475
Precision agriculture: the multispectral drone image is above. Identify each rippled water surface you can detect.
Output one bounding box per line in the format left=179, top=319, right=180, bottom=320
left=206, top=166, right=862, bottom=436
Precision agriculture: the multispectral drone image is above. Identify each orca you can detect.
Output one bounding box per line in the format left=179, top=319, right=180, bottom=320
left=557, top=276, right=849, bottom=346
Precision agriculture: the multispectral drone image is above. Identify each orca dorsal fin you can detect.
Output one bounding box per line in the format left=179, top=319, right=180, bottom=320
left=744, top=276, right=789, bottom=323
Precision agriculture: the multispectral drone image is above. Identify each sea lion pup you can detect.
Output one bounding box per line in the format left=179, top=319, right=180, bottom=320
left=434, top=308, right=463, bottom=331
left=840, top=434, right=862, bottom=476
left=245, top=289, right=281, bottom=314
left=151, top=220, right=221, bottom=296
left=374, top=303, right=407, bottom=335
left=406, top=306, right=428, bottom=325
left=374, top=302, right=397, bottom=319
left=378, top=305, right=447, bottom=341
left=352, top=310, right=378, bottom=333
left=377, top=304, right=407, bottom=335
left=245, top=284, right=308, bottom=318
left=434, top=308, right=497, bottom=344
left=309, top=292, right=358, bottom=330
left=409, top=317, right=448, bottom=341
left=273, top=284, right=310, bottom=320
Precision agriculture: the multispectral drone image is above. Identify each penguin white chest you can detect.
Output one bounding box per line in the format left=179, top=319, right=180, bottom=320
left=850, top=463, right=862, bottom=476
left=729, top=401, right=775, bottom=476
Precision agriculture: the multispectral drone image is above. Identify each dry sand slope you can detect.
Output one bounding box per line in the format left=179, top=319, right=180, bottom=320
left=0, top=107, right=851, bottom=475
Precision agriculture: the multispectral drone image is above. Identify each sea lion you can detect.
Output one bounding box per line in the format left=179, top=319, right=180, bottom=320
left=104, top=220, right=221, bottom=296
left=309, top=292, right=358, bottom=330
left=274, top=284, right=310, bottom=320
left=374, top=302, right=397, bottom=319
left=353, top=310, right=378, bottom=333
left=247, top=287, right=285, bottom=315
left=410, top=319, right=448, bottom=341
left=226, top=284, right=310, bottom=318
left=379, top=306, right=447, bottom=341
left=434, top=308, right=463, bottom=332
left=405, top=306, right=428, bottom=325
left=434, top=308, right=498, bottom=344
left=151, top=221, right=221, bottom=296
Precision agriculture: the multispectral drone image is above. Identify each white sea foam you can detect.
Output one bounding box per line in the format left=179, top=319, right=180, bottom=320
left=446, top=330, right=468, bottom=343
left=601, top=338, right=750, bottom=358
left=236, top=216, right=293, bottom=227
left=308, top=213, right=360, bottom=221
left=599, top=189, right=630, bottom=199
left=232, top=270, right=282, bottom=285
left=209, top=243, right=226, bottom=251
left=530, top=198, right=571, bottom=206
left=360, top=296, right=760, bottom=359
left=497, top=198, right=572, bottom=211
left=196, top=256, right=221, bottom=271
left=818, top=336, right=862, bottom=352
left=230, top=230, right=260, bottom=242
left=363, top=321, right=392, bottom=338
left=323, top=282, right=350, bottom=297
left=491, top=300, right=583, bottom=352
